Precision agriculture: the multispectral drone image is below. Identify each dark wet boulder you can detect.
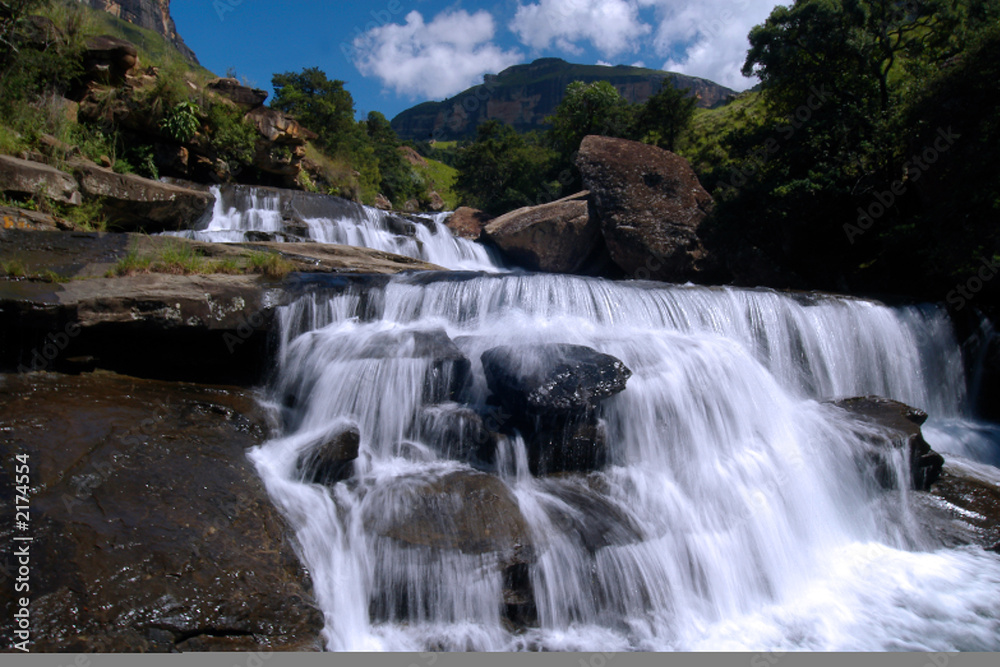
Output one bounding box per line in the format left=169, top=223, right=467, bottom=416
left=536, top=476, right=644, bottom=552
left=928, top=466, right=1000, bottom=552
left=481, top=343, right=632, bottom=415
left=362, top=469, right=534, bottom=568
left=296, top=424, right=361, bottom=485
left=418, top=403, right=499, bottom=467
left=526, top=414, right=609, bottom=475
left=0, top=372, right=323, bottom=652
left=830, top=396, right=945, bottom=491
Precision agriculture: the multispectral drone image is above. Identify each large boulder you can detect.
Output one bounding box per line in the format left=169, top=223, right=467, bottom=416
left=481, top=344, right=631, bottom=474
left=482, top=344, right=632, bottom=415
left=0, top=372, right=324, bottom=652
left=830, top=396, right=945, bottom=491
left=0, top=155, right=82, bottom=206
left=246, top=107, right=317, bottom=145
left=72, top=161, right=214, bottom=231
left=295, top=424, right=362, bottom=485
left=483, top=192, right=602, bottom=273
left=576, top=135, right=713, bottom=281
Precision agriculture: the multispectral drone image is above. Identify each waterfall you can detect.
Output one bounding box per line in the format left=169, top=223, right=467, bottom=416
left=164, top=185, right=505, bottom=272
left=250, top=273, right=1000, bottom=652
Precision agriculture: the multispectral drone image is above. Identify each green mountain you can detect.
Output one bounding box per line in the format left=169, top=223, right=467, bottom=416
left=391, top=58, right=737, bottom=142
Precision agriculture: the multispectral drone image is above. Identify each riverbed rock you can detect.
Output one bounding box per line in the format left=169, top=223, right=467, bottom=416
left=359, top=328, right=472, bottom=402
left=830, top=396, right=945, bottom=491
left=483, top=192, right=601, bottom=273
left=362, top=469, right=534, bottom=567
left=536, top=476, right=644, bottom=552
left=576, top=135, right=713, bottom=281
left=482, top=343, right=632, bottom=415
left=296, top=424, right=361, bottom=485
left=418, top=403, right=498, bottom=467
left=0, top=371, right=323, bottom=652
left=927, top=465, right=1000, bottom=552
left=0, top=154, right=82, bottom=206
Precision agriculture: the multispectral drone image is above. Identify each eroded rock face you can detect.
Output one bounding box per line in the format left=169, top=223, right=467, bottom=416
left=0, top=155, right=82, bottom=206
left=483, top=193, right=602, bottom=274
left=830, top=396, right=945, bottom=491
left=0, top=372, right=323, bottom=652
left=577, top=135, right=713, bottom=282
left=206, top=77, right=268, bottom=110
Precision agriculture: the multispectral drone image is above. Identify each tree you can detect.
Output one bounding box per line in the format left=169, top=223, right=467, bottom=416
left=546, top=80, right=635, bottom=157
left=271, top=67, right=359, bottom=155
left=634, top=80, right=697, bottom=151
left=455, top=120, right=556, bottom=215
left=365, top=110, right=421, bottom=206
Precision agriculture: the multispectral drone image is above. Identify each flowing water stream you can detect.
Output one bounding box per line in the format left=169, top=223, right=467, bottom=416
left=193, top=186, right=1000, bottom=651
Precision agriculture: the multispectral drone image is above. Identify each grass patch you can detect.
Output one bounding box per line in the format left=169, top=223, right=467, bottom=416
left=107, top=244, right=152, bottom=277
left=1, top=259, right=28, bottom=278
left=412, top=157, right=460, bottom=209
left=246, top=250, right=295, bottom=279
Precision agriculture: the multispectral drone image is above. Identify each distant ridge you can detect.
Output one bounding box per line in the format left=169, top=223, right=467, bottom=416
left=390, top=58, right=737, bottom=142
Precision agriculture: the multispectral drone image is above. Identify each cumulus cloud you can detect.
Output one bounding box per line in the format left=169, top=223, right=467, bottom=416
left=351, top=10, right=522, bottom=99
left=511, top=0, right=651, bottom=57
left=641, top=0, right=778, bottom=90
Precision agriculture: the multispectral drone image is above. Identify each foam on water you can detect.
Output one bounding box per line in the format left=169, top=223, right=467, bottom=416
left=250, top=271, right=1000, bottom=651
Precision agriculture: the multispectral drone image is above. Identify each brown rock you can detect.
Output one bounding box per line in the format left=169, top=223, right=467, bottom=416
left=0, top=372, right=324, bottom=652
left=296, top=425, right=362, bottom=484
left=928, top=466, right=1000, bottom=552
left=83, top=35, right=139, bottom=85
left=72, top=161, right=213, bottom=231
left=398, top=145, right=427, bottom=166
left=373, top=193, right=392, bottom=210
left=446, top=206, right=493, bottom=240
left=576, top=135, right=713, bottom=281
left=483, top=192, right=600, bottom=273
left=363, top=470, right=534, bottom=567
left=427, top=191, right=445, bottom=211
left=829, top=396, right=945, bottom=491
left=246, top=107, right=318, bottom=145
left=207, top=77, right=268, bottom=110
left=0, top=154, right=82, bottom=206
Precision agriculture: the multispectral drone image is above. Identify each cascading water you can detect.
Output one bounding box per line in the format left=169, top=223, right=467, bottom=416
left=250, top=273, right=1000, bottom=652
left=164, top=185, right=504, bottom=272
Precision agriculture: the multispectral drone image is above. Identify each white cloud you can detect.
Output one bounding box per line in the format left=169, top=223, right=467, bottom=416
left=639, top=0, right=778, bottom=90
left=351, top=10, right=522, bottom=99
left=511, top=0, right=651, bottom=57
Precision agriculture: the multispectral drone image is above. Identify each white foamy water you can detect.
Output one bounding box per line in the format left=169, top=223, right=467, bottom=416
left=250, top=273, right=1000, bottom=651
left=164, top=185, right=504, bottom=272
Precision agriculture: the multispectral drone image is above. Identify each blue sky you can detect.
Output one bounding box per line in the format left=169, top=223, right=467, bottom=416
left=172, top=1, right=781, bottom=120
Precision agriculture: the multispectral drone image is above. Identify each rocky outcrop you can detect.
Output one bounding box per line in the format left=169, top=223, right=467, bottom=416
left=82, top=34, right=139, bottom=85
left=81, top=0, right=198, bottom=63
left=483, top=192, right=603, bottom=274
left=481, top=344, right=631, bottom=474
left=207, top=77, right=268, bottom=111
left=830, top=396, right=945, bottom=491
left=577, top=135, right=713, bottom=282
left=0, top=371, right=323, bottom=651
left=391, top=58, right=735, bottom=141
left=446, top=206, right=492, bottom=241
left=0, top=230, right=442, bottom=384
left=928, top=465, right=1000, bottom=553
left=0, top=155, right=82, bottom=206
left=72, top=160, right=214, bottom=231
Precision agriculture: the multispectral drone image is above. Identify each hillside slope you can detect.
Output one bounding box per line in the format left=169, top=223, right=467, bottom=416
left=78, top=0, right=197, bottom=62
left=391, top=58, right=736, bottom=141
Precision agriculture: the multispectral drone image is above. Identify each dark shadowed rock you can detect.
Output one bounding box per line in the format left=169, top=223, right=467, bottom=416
left=0, top=372, right=323, bottom=652
left=483, top=192, right=602, bottom=273
left=577, top=135, right=713, bottom=281
left=830, top=396, right=945, bottom=491
left=82, top=35, right=138, bottom=85
left=362, top=469, right=534, bottom=567
left=207, top=77, right=268, bottom=110
left=359, top=328, right=472, bottom=403
left=418, top=403, right=499, bottom=467
left=0, top=154, right=82, bottom=206
left=296, top=424, right=361, bottom=485
left=526, top=414, right=609, bottom=475
left=482, top=343, right=632, bottom=415
left=446, top=207, right=493, bottom=241
left=929, top=466, right=1000, bottom=552
left=536, top=476, right=644, bottom=552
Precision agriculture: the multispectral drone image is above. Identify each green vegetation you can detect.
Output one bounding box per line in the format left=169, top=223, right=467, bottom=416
left=245, top=249, right=295, bottom=279
left=106, top=240, right=296, bottom=279
left=159, top=101, right=201, bottom=143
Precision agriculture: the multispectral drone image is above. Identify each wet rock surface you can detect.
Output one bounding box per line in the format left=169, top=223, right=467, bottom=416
left=830, top=396, right=945, bottom=491
left=0, top=371, right=323, bottom=652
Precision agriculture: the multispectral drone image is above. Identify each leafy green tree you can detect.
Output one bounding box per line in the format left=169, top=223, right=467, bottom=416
left=455, top=120, right=556, bottom=214
left=271, top=67, right=360, bottom=155
left=546, top=80, right=635, bottom=157
left=634, top=81, right=697, bottom=151
left=365, top=110, right=421, bottom=206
